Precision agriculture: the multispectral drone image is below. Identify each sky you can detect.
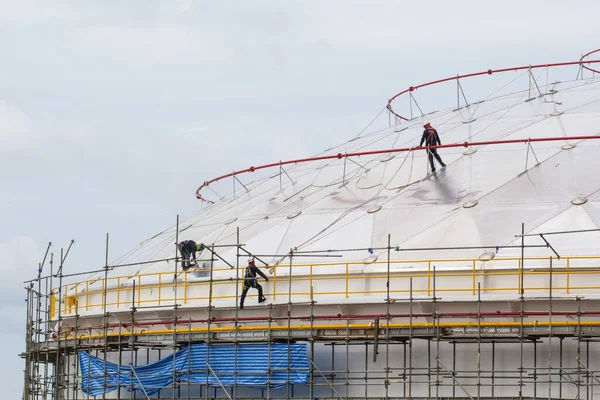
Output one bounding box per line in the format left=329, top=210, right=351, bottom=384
left=1, top=0, right=599, bottom=397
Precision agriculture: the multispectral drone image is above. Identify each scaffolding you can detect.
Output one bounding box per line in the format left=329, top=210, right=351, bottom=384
left=20, top=221, right=600, bottom=400
left=18, top=50, right=600, bottom=400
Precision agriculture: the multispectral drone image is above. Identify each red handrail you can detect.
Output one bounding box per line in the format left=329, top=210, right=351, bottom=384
left=581, top=49, right=600, bottom=75
left=197, top=52, right=600, bottom=203
left=196, top=134, right=600, bottom=202
left=387, top=54, right=600, bottom=121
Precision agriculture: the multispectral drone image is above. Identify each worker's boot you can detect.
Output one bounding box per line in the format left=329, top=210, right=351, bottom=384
left=258, top=287, right=266, bottom=303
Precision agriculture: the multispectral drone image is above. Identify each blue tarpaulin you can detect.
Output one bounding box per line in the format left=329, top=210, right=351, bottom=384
left=78, top=343, right=309, bottom=396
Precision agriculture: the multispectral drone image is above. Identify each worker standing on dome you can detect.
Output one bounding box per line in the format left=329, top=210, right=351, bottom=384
left=419, top=121, right=446, bottom=173
left=239, top=257, right=268, bottom=309
left=177, top=240, right=206, bottom=270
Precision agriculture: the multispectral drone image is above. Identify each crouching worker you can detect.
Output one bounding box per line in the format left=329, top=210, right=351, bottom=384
left=177, top=240, right=206, bottom=270
left=240, top=257, right=268, bottom=309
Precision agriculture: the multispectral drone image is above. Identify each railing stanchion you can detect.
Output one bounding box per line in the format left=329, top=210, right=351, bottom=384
left=273, top=264, right=277, bottom=301
left=472, top=259, right=476, bottom=296
left=517, top=259, right=521, bottom=295
left=427, top=261, right=431, bottom=296
left=345, top=263, right=349, bottom=298
left=309, top=264, right=313, bottom=301
left=566, top=257, right=571, bottom=294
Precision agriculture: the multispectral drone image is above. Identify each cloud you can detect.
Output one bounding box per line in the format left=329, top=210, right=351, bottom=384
left=0, top=102, right=38, bottom=153
left=72, top=24, right=225, bottom=66
left=0, top=0, right=79, bottom=24
left=0, top=236, right=39, bottom=277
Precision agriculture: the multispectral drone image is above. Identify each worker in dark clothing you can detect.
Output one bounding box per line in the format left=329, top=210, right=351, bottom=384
left=419, top=121, right=446, bottom=173
left=177, top=240, right=206, bottom=270
left=239, top=257, right=269, bottom=309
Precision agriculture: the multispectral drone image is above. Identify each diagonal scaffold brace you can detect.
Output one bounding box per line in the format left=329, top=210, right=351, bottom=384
left=206, top=361, right=233, bottom=400
left=129, top=363, right=151, bottom=400
left=308, top=358, right=343, bottom=399
left=436, top=356, right=475, bottom=400
left=203, top=244, right=235, bottom=269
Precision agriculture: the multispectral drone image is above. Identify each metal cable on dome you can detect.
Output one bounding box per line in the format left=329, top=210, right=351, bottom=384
left=352, top=105, right=388, bottom=139
left=293, top=150, right=421, bottom=254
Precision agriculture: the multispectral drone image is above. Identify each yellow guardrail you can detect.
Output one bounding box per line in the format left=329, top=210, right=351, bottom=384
left=53, top=255, right=600, bottom=318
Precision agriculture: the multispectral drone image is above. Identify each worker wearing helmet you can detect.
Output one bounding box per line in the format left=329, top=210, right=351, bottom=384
left=177, top=240, right=206, bottom=270
left=419, top=121, right=446, bottom=173
left=239, top=257, right=268, bottom=309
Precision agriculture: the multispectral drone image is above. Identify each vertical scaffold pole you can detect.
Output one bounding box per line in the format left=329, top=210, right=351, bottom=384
left=55, top=248, right=64, bottom=400
left=286, top=248, right=293, bottom=400
left=587, top=341, right=591, bottom=400
left=409, top=277, right=413, bottom=400
left=102, top=234, right=109, bottom=400
left=187, top=318, right=192, bottom=400
left=577, top=295, right=582, bottom=400
left=403, top=341, right=407, bottom=397
left=491, top=341, right=495, bottom=398
left=173, top=215, right=180, bottom=400
left=38, top=243, right=51, bottom=400
left=559, top=337, right=563, bottom=398
left=385, top=234, right=391, bottom=399
left=65, top=333, right=70, bottom=400
left=364, top=342, right=368, bottom=399
left=53, top=241, right=74, bottom=400
left=44, top=254, right=53, bottom=400
left=115, top=318, right=121, bottom=400
left=267, top=303, right=273, bottom=400
left=309, top=281, right=315, bottom=400
left=433, top=264, right=439, bottom=400
left=331, top=343, right=335, bottom=399
left=46, top=253, right=54, bottom=400
left=345, top=318, right=349, bottom=400
left=534, top=340, right=538, bottom=398
left=548, top=257, right=553, bottom=400
left=129, top=279, right=136, bottom=400
left=234, top=227, right=240, bottom=400
left=23, top=285, right=33, bottom=400
left=519, top=223, right=525, bottom=400
left=477, top=282, right=481, bottom=400
left=453, top=342, right=457, bottom=397
left=73, top=301, right=80, bottom=400
left=205, top=243, right=216, bottom=400
left=35, top=265, right=42, bottom=400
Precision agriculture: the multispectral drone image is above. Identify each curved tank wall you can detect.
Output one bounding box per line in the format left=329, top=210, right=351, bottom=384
left=24, top=67, right=600, bottom=400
